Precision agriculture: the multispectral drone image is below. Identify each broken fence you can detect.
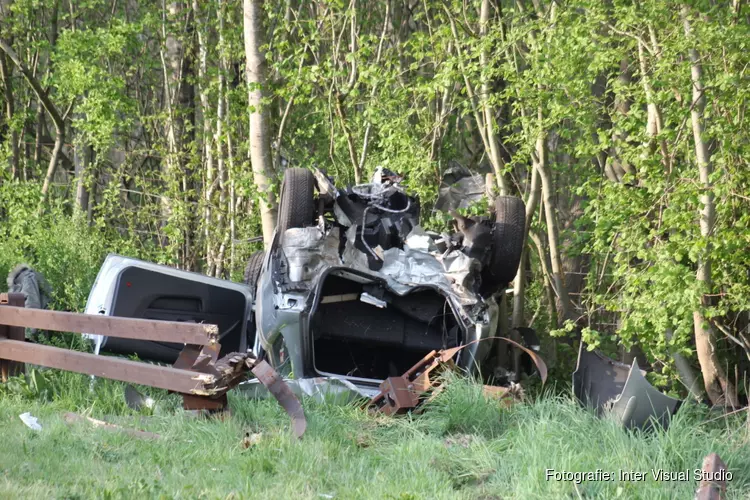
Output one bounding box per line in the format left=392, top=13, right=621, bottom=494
left=0, top=293, right=306, bottom=437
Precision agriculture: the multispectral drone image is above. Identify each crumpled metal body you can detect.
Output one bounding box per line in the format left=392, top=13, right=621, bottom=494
left=572, top=343, right=682, bottom=430
left=296, top=224, right=482, bottom=306
left=276, top=168, right=484, bottom=307
left=282, top=226, right=341, bottom=282
left=257, top=167, right=509, bottom=388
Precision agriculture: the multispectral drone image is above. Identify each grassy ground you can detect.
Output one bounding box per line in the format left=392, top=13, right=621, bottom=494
left=0, top=372, right=748, bottom=500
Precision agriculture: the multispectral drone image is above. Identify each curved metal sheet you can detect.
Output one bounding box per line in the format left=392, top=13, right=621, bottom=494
left=573, top=343, right=682, bottom=430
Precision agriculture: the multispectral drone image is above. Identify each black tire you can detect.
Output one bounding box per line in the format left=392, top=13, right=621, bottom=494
left=277, top=167, right=315, bottom=233
left=243, top=250, right=265, bottom=290
left=483, top=196, right=526, bottom=292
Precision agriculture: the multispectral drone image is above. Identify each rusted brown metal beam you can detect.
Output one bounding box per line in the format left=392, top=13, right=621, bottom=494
left=695, top=453, right=728, bottom=500
left=369, top=336, right=547, bottom=415
left=0, top=339, right=214, bottom=394
left=0, top=293, right=27, bottom=381
left=252, top=360, right=307, bottom=438
left=0, top=301, right=308, bottom=436
left=0, top=306, right=218, bottom=345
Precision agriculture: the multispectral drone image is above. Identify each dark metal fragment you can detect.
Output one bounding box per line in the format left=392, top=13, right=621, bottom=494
left=252, top=360, right=307, bottom=438
left=572, top=343, right=682, bottom=430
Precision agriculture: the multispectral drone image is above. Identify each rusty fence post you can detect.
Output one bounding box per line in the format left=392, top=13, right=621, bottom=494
left=0, top=293, right=27, bottom=381
left=695, top=453, right=728, bottom=500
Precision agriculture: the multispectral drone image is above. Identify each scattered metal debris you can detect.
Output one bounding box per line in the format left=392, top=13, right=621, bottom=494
left=369, top=337, right=547, bottom=415
left=251, top=360, right=307, bottom=438
left=63, top=412, right=160, bottom=440
left=239, top=376, right=376, bottom=403
left=695, top=453, right=728, bottom=500
left=572, top=343, right=682, bottom=430
left=19, top=412, right=42, bottom=431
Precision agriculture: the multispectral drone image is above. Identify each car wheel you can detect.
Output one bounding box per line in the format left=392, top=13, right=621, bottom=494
left=277, top=167, right=315, bottom=233
left=243, top=250, right=265, bottom=291
left=482, top=196, right=526, bottom=292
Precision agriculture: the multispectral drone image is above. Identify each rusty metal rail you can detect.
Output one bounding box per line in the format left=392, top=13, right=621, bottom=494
left=0, top=293, right=307, bottom=436
left=0, top=339, right=214, bottom=393
left=0, top=305, right=218, bottom=345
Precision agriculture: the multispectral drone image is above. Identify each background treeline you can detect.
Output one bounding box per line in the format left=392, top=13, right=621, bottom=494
left=0, top=0, right=749, bottom=405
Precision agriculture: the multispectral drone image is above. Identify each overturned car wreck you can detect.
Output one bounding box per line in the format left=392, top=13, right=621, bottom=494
left=84, top=167, right=536, bottom=398
left=74, top=166, right=680, bottom=429
left=254, top=167, right=532, bottom=393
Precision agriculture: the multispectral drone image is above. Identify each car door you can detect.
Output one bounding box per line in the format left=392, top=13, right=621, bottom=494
left=85, top=254, right=254, bottom=363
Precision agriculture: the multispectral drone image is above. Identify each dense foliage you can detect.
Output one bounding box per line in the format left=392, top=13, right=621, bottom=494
left=1, top=0, right=749, bottom=403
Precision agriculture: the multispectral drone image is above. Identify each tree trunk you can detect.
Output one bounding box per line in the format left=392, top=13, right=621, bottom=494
left=0, top=38, right=65, bottom=206
left=479, top=0, right=509, bottom=195
left=534, top=109, right=573, bottom=323
left=193, top=0, right=214, bottom=272
left=0, top=53, right=18, bottom=179
left=0, top=0, right=20, bottom=179
left=214, top=0, right=228, bottom=277
left=512, top=167, right=541, bottom=328
left=447, top=5, right=508, bottom=194
left=244, top=0, right=277, bottom=247
left=682, top=7, right=738, bottom=407
left=160, top=1, right=196, bottom=268
left=530, top=229, right=558, bottom=329
left=74, top=143, right=90, bottom=215
left=0, top=0, right=18, bottom=178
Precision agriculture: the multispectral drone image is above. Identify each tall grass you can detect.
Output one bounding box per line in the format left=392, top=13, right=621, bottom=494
left=0, top=372, right=747, bottom=499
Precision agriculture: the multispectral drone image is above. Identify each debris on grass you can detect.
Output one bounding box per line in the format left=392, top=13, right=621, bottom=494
left=19, top=412, right=42, bottom=431
left=241, top=432, right=263, bottom=449
left=251, top=360, right=307, bottom=438
left=369, top=336, right=546, bottom=415
left=239, top=375, right=374, bottom=403
left=572, top=343, right=682, bottom=430
left=482, top=384, right=522, bottom=407
left=124, top=385, right=156, bottom=411
left=443, top=434, right=476, bottom=448
left=695, top=453, right=728, bottom=500
left=63, top=412, right=160, bottom=440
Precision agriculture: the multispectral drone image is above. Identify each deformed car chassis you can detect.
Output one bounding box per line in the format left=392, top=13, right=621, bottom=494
left=80, top=166, right=682, bottom=429
left=252, top=167, right=533, bottom=393
left=86, top=167, right=537, bottom=396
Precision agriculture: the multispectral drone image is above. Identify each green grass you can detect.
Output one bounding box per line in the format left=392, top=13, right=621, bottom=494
left=0, top=372, right=748, bottom=499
